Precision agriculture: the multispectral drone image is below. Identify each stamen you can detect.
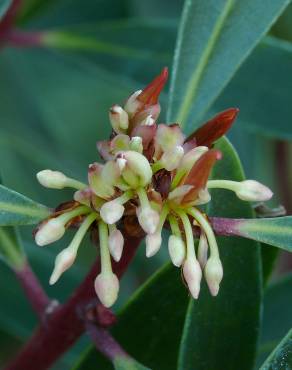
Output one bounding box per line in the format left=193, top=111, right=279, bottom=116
left=176, top=209, right=202, bottom=299
left=100, top=190, right=133, bottom=224
left=49, top=212, right=97, bottom=284
left=207, top=179, right=273, bottom=202
left=187, top=207, right=223, bottom=296
left=197, top=232, right=209, bottom=268
left=35, top=206, right=91, bottom=246
left=187, top=207, right=219, bottom=259
left=145, top=204, right=169, bottom=257
left=168, top=214, right=186, bottom=267
left=136, top=187, right=159, bottom=234
left=94, top=220, right=119, bottom=307
left=37, top=170, right=87, bottom=190
left=108, top=224, right=124, bottom=262
left=176, top=210, right=197, bottom=260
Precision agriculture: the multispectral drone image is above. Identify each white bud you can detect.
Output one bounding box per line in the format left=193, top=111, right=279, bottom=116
left=119, top=151, right=152, bottom=187
left=194, top=188, right=211, bottom=205
left=116, top=157, right=127, bottom=171
left=124, top=90, right=142, bottom=117
left=204, top=257, right=223, bottom=296
left=160, top=146, right=184, bottom=171
left=183, top=258, right=202, bottom=299
left=109, top=229, right=124, bottom=262
left=49, top=247, right=77, bottom=285
left=94, top=272, right=119, bottom=308
left=180, top=146, right=208, bottom=172
left=137, top=206, right=160, bottom=234
left=109, top=105, right=129, bottom=132
left=140, top=115, right=155, bottom=126
left=129, top=136, right=143, bottom=153
left=37, top=170, right=67, bottom=189
left=236, top=180, right=273, bottom=202
left=35, top=218, right=65, bottom=246
left=100, top=200, right=125, bottom=225
left=145, top=231, right=162, bottom=257
left=168, top=235, right=186, bottom=267
left=197, top=232, right=208, bottom=268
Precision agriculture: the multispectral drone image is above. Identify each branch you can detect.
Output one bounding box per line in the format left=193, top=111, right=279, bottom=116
left=5, top=233, right=142, bottom=370
left=86, top=321, right=127, bottom=361
left=14, top=261, right=50, bottom=320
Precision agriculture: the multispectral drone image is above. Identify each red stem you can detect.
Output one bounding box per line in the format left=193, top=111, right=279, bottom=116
left=0, top=0, right=22, bottom=37
left=4, top=29, right=43, bottom=47
left=14, top=261, right=50, bottom=319
left=5, top=234, right=141, bottom=370
left=85, top=321, right=127, bottom=361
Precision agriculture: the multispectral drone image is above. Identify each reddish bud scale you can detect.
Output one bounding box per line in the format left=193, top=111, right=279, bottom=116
left=186, top=108, right=239, bottom=148
left=138, top=67, right=168, bottom=106
left=182, top=149, right=222, bottom=203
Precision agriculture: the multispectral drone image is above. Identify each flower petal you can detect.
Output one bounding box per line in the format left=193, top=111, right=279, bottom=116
left=186, top=108, right=239, bottom=148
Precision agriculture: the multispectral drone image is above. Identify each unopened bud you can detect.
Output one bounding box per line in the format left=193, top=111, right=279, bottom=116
left=109, top=229, right=124, bottom=262
left=109, top=105, right=129, bottom=133
left=129, top=136, right=143, bottom=153
left=168, top=235, right=186, bottom=267
left=94, top=272, right=119, bottom=308
left=197, top=232, right=208, bottom=268
left=100, top=200, right=125, bottom=225
left=35, top=218, right=65, bottom=246
left=145, top=231, right=162, bottom=257
left=140, top=115, right=155, bottom=126
left=124, top=90, right=142, bottom=117
left=49, top=247, right=76, bottom=285
left=183, top=258, right=202, bottom=299
left=137, top=206, right=159, bottom=234
left=37, top=170, right=67, bottom=189
left=236, top=180, right=273, bottom=202
left=118, top=151, right=152, bottom=187
left=160, top=145, right=184, bottom=171
left=204, top=257, right=223, bottom=296
left=195, top=188, right=211, bottom=205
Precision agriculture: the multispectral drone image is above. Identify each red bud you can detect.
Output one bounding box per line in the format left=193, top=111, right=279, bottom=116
left=138, top=67, right=168, bottom=105
left=186, top=108, right=239, bottom=148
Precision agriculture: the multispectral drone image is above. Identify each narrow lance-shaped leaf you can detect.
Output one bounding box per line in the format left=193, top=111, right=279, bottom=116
left=256, top=274, right=292, bottom=367
left=259, top=329, right=292, bottom=370
left=212, top=216, right=292, bottom=252
left=0, top=184, right=51, bottom=226
left=167, top=0, right=290, bottom=129
left=0, top=227, right=25, bottom=269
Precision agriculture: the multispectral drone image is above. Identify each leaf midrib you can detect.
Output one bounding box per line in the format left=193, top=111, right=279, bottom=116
left=176, top=0, right=235, bottom=127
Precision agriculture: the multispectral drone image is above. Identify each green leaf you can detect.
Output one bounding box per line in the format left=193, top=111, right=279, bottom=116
left=214, top=36, right=292, bottom=140
left=235, top=216, right=292, bottom=252
left=113, top=356, right=150, bottom=370
left=260, top=328, right=292, bottom=369
left=0, top=0, right=12, bottom=20
left=167, top=0, right=290, bottom=129
left=256, top=274, right=292, bottom=367
left=178, top=138, right=262, bottom=370
left=73, top=263, right=189, bottom=370
left=0, top=227, right=25, bottom=269
left=0, top=184, right=50, bottom=225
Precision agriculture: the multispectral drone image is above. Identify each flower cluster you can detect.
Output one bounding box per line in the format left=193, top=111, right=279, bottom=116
left=35, top=69, right=273, bottom=307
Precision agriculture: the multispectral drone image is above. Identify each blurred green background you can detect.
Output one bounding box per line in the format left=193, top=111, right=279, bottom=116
left=0, top=0, right=292, bottom=368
